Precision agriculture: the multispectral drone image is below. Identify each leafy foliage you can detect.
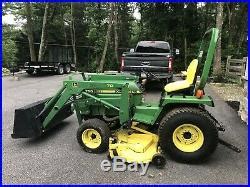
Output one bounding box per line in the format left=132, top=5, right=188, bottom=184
left=2, top=2, right=248, bottom=74
left=3, top=24, right=18, bottom=68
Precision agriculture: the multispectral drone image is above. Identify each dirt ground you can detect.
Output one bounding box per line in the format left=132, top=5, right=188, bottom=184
left=209, top=83, right=247, bottom=122
left=209, top=83, right=245, bottom=102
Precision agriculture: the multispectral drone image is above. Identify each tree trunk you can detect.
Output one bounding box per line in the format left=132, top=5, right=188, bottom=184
left=60, top=7, right=68, bottom=45
left=113, top=3, right=119, bottom=64
left=184, top=36, right=187, bottom=69
left=98, top=3, right=114, bottom=72
left=213, top=3, right=224, bottom=75
left=226, top=4, right=233, bottom=47
left=24, top=3, right=36, bottom=62
left=38, top=3, right=50, bottom=62
left=71, top=3, right=78, bottom=70
left=204, top=3, right=208, bottom=31
left=236, top=4, right=247, bottom=55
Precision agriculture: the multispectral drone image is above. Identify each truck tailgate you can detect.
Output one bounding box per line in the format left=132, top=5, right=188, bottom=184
left=123, top=53, right=169, bottom=72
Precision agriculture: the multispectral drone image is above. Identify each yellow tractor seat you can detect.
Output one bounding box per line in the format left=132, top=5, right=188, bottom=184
left=164, top=59, right=198, bottom=93
left=181, top=71, right=187, bottom=76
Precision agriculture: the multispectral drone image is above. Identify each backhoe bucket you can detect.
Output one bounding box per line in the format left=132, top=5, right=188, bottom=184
left=11, top=98, right=73, bottom=139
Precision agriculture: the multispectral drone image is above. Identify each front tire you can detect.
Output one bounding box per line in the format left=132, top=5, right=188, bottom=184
left=158, top=107, right=218, bottom=163
left=77, top=119, right=111, bottom=153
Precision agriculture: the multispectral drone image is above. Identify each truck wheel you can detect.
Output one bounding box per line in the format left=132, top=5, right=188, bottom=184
left=158, top=107, right=218, bottom=163
left=77, top=119, right=111, bottom=153
left=168, top=75, right=173, bottom=83
left=57, top=65, right=64, bottom=75
left=64, top=64, right=71, bottom=74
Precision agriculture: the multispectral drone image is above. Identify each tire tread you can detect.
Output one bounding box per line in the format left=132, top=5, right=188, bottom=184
left=158, top=106, right=218, bottom=163
left=76, top=118, right=111, bottom=153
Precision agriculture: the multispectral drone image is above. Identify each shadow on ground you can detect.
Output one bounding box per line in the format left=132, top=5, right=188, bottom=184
left=23, top=121, right=71, bottom=145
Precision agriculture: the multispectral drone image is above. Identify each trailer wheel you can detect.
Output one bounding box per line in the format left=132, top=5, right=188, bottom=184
left=158, top=107, right=218, bottom=163
left=77, top=118, right=111, bottom=153
left=35, top=69, right=42, bottom=75
left=64, top=64, right=71, bottom=74
left=57, top=64, right=64, bottom=75
left=26, top=69, right=34, bottom=75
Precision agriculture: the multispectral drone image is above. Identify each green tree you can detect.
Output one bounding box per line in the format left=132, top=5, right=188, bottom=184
left=2, top=2, right=247, bottom=74
left=213, top=3, right=224, bottom=76
left=3, top=24, right=18, bottom=68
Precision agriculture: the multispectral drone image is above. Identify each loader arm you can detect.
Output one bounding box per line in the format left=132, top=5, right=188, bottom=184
left=40, top=80, right=131, bottom=129
left=12, top=75, right=135, bottom=139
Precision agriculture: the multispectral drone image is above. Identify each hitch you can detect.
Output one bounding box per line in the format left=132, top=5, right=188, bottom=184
left=217, top=126, right=225, bottom=132
left=218, top=138, right=241, bottom=153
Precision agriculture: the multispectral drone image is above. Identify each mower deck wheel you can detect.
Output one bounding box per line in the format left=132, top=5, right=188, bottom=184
left=152, top=153, right=166, bottom=169
left=77, top=118, right=111, bottom=153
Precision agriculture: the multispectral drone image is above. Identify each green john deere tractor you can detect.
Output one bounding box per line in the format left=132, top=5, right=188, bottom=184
left=12, top=28, right=240, bottom=167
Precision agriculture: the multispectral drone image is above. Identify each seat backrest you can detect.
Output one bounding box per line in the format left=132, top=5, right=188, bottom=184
left=186, top=59, right=198, bottom=84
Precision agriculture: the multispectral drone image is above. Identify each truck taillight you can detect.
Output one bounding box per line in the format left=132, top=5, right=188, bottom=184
left=168, top=57, right=173, bottom=72
left=120, top=57, right=124, bottom=71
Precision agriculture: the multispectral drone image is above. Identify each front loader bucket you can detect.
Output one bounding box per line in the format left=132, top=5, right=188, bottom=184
left=11, top=99, right=49, bottom=138
left=11, top=98, right=73, bottom=139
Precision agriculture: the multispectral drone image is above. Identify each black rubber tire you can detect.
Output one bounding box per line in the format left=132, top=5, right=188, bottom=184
left=168, top=75, right=174, bottom=83
left=76, top=118, right=111, bottom=153
left=36, top=69, right=42, bottom=75
left=57, top=64, right=64, bottom=75
left=26, top=69, right=34, bottom=75
left=64, top=64, right=71, bottom=74
left=152, top=153, right=166, bottom=169
left=158, top=107, right=218, bottom=163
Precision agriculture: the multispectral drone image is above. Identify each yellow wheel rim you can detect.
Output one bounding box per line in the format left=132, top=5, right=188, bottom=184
left=82, top=129, right=102, bottom=149
left=173, top=124, right=204, bottom=152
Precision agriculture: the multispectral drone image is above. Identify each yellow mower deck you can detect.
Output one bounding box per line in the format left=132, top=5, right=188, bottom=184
left=109, top=123, right=161, bottom=164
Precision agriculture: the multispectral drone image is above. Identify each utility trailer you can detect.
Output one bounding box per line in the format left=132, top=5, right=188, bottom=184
left=19, top=44, right=75, bottom=75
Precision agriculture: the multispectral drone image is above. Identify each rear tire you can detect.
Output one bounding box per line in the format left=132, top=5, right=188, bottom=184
left=57, top=64, right=64, bottom=75
left=77, top=118, right=111, bottom=153
left=158, top=107, right=218, bottom=163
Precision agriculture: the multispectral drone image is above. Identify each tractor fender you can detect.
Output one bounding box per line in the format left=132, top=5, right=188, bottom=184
left=153, top=95, right=214, bottom=126
left=161, top=95, right=214, bottom=107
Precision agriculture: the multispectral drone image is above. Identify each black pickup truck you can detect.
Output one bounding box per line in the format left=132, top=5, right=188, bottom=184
left=121, top=41, right=178, bottom=83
